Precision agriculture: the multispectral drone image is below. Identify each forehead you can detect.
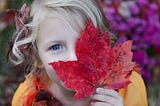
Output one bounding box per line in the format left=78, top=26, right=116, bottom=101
left=39, top=18, right=72, bottom=36
left=37, top=17, right=80, bottom=44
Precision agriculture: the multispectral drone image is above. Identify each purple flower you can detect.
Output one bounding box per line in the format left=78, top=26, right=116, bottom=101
left=143, top=29, right=160, bottom=47
left=127, top=18, right=141, bottom=28
left=131, top=34, right=141, bottom=42
left=116, top=36, right=127, bottom=44
left=137, top=0, right=149, bottom=7
left=117, top=22, right=129, bottom=31
left=155, top=21, right=160, bottom=29
left=134, top=41, right=149, bottom=50
left=101, top=0, right=160, bottom=83
left=149, top=3, right=159, bottom=11
left=133, top=50, right=148, bottom=66
left=130, top=3, right=140, bottom=15
left=105, top=7, right=116, bottom=15
left=104, top=7, right=116, bottom=21
left=141, top=69, right=151, bottom=82
left=115, top=15, right=123, bottom=22
left=151, top=31, right=160, bottom=47
left=141, top=19, right=147, bottom=29
left=104, top=0, right=113, bottom=5
left=143, top=28, right=155, bottom=45
left=148, top=14, right=159, bottom=26
left=148, top=57, right=156, bottom=69
left=135, top=26, right=144, bottom=34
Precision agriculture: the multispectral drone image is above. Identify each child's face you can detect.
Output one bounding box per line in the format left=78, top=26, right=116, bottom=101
left=37, top=18, right=80, bottom=85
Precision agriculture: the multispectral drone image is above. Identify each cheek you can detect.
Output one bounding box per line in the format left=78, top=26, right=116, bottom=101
left=43, top=63, right=60, bottom=83
left=38, top=50, right=60, bottom=82
left=39, top=52, right=74, bottom=91
left=38, top=49, right=67, bottom=87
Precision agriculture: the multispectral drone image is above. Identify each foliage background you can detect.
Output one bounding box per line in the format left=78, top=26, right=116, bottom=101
left=0, top=0, right=160, bottom=106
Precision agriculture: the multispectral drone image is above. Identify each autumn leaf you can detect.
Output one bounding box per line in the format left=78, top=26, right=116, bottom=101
left=49, top=19, right=135, bottom=99
left=14, top=3, right=30, bottom=38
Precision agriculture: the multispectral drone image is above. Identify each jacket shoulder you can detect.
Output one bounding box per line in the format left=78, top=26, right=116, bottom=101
left=118, top=71, right=148, bottom=106
left=12, top=80, right=36, bottom=106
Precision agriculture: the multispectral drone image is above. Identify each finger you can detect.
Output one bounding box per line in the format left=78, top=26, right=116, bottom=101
left=91, top=102, right=112, bottom=106
left=96, top=88, right=121, bottom=99
left=91, top=94, right=123, bottom=106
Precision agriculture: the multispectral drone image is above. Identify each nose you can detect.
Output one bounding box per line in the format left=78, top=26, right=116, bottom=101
left=65, top=51, right=77, bottom=61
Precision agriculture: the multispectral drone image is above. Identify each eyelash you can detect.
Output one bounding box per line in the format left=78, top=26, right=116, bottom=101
left=49, top=43, right=65, bottom=53
left=50, top=44, right=63, bottom=50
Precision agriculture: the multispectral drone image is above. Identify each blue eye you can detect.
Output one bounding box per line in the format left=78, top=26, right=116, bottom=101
left=51, top=44, right=63, bottom=51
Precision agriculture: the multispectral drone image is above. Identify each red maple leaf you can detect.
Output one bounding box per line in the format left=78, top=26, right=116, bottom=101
left=49, top=20, right=135, bottom=99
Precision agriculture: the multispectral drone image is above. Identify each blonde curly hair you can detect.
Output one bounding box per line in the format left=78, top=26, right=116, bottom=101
left=9, top=0, right=116, bottom=75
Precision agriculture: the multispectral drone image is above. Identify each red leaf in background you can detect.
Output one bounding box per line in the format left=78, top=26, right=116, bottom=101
left=0, top=4, right=30, bottom=27
left=14, top=4, right=30, bottom=38
left=0, top=9, right=18, bottom=25
left=49, top=19, right=135, bottom=99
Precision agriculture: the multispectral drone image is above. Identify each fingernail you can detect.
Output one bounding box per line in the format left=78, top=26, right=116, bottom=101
left=96, top=87, right=103, bottom=93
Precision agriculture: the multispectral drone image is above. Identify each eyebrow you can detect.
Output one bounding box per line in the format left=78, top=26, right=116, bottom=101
left=42, top=40, right=66, bottom=48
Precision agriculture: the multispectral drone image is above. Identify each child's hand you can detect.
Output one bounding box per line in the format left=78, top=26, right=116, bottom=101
left=90, top=88, right=123, bottom=106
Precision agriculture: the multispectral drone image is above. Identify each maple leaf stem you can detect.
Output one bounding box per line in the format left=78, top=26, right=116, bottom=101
left=102, top=69, right=113, bottom=86
left=80, top=76, right=96, bottom=87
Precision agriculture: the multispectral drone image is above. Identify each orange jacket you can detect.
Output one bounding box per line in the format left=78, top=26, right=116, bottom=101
left=12, top=71, right=148, bottom=106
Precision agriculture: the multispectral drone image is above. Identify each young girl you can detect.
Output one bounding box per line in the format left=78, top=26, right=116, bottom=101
left=10, top=0, right=148, bottom=106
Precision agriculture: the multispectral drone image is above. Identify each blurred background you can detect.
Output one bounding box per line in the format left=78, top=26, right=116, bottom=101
left=0, top=0, right=160, bottom=106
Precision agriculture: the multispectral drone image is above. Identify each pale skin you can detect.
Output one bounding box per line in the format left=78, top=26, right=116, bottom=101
left=37, top=17, right=123, bottom=106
